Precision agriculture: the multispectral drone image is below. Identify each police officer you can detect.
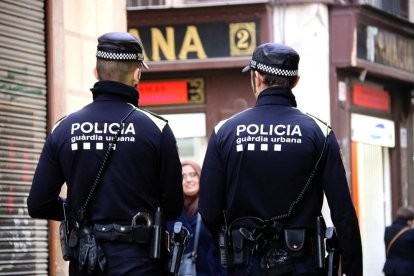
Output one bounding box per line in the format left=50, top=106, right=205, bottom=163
left=27, top=32, right=184, bottom=275
left=199, top=43, right=363, bottom=275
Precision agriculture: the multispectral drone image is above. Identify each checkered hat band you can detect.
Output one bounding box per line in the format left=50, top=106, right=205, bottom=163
left=251, top=60, right=298, bottom=76
left=96, top=50, right=143, bottom=61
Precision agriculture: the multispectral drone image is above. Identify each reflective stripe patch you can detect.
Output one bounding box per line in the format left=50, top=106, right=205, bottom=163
left=51, top=115, right=68, bottom=133
left=135, top=108, right=167, bottom=132
left=305, top=113, right=331, bottom=137
left=214, top=108, right=253, bottom=134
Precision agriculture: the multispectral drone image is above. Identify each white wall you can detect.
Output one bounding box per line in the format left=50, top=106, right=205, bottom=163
left=273, top=3, right=330, bottom=124
left=51, top=0, right=127, bottom=120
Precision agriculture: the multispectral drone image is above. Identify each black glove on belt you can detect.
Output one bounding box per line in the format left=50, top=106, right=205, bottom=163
left=78, top=225, right=107, bottom=274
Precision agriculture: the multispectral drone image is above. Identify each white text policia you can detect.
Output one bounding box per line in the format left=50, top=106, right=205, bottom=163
left=71, top=122, right=136, bottom=135
left=236, top=124, right=302, bottom=136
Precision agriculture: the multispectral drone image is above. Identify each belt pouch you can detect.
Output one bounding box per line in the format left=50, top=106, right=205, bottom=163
left=94, top=224, right=114, bottom=241
left=283, top=228, right=306, bottom=258
left=94, top=224, right=133, bottom=243
left=231, top=229, right=249, bottom=266
left=114, top=224, right=132, bottom=242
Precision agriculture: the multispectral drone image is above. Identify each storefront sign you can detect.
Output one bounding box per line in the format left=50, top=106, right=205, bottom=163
left=357, top=24, right=414, bottom=73
left=351, top=113, right=395, bottom=147
left=138, top=78, right=205, bottom=106
left=129, top=21, right=258, bottom=61
left=353, top=83, right=390, bottom=112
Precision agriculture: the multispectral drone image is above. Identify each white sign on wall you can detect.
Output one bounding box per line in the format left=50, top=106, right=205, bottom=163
left=162, top=113, right=206, bottom=138
left=351, top=113, right=395, bottom=148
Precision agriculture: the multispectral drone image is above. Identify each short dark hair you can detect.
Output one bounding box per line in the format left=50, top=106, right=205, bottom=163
left=96, top=59, right=137, bottom=83
left=396, top=206, right=414, bottom=220
left=260, top=72, right=297, bottom=88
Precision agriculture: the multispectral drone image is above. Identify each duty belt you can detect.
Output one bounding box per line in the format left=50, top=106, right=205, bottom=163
left=94, top=223, right=152, bottom=244
left=224, top=224, right=315, bottom=258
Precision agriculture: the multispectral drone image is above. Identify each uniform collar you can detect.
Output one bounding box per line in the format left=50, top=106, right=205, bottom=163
left=90, top=80, right=139, bottom=106
left=256, top=86, right=297, bottom=108
left=394, top=218, right=410, bottom=226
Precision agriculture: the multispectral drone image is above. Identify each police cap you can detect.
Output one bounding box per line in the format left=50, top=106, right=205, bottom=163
left=242, top=43, right=299, bottom=77
left=96, top=32, right=149, bottom=70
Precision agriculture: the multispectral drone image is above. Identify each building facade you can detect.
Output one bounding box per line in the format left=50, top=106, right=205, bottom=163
left=0, top=0, right=126, bottom=275
left=128, top=1, right=414, bottom=275
left=1, top=0, right=413, bottom=275
left=329, top=3, right=414, bottom=274
left=127, top=2, right=272, bottom=164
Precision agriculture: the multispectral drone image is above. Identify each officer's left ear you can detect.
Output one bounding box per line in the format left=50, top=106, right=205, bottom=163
left=133, top=67, right=141, bottom=83
left=254, top=71, right=264, bottom=86
left=131, top=67, right=141, bottom=88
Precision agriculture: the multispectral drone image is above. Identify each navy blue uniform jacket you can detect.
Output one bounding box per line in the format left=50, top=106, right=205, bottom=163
left=199, top=87, right=363, bottom=275
left=384, top=218, right=414, bottom=275
left=27, top=81, right=183, bottom=224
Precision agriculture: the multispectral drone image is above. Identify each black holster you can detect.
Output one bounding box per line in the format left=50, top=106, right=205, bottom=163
left=231, top=229, right=251, bottom=266
left=60, top=220, right=75, bottom=261
left=60, top=202, right=75, bottom=261
left=218, top=228, right=251, bottom=268
left=325, top=227, right=340, bottom=276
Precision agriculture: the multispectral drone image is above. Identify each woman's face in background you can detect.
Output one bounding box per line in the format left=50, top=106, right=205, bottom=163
left=182, top=164, right=200, bottom=197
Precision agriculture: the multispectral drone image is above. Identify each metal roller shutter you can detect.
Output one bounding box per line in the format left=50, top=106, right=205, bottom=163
left=0, top=0, right=48, bottom=275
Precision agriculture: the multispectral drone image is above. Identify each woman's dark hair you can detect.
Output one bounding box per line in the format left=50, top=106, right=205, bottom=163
left=396, top=206, right=414, bottom=221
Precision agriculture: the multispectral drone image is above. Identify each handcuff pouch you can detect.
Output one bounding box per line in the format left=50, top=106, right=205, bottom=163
left=283, top=228, right=306, bottom=258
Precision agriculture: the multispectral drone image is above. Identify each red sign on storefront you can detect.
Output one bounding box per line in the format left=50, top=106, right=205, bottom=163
left=138, top=80, right=188, bottom=106
left=353, top=83, right=390, bottom=112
